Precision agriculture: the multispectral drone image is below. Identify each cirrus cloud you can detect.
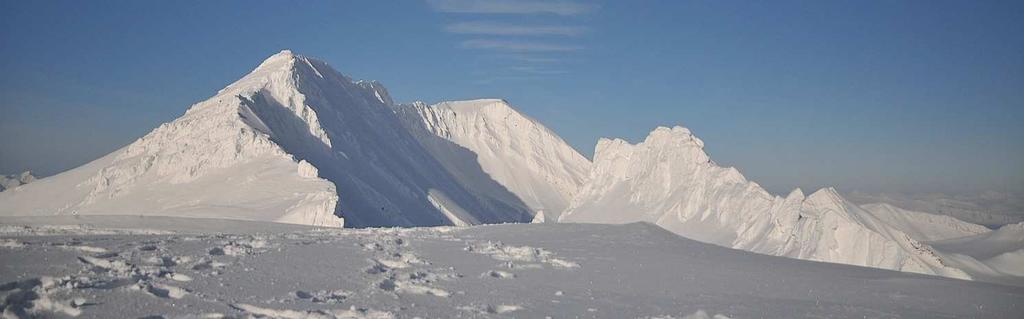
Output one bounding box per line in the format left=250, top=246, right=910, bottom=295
left=461, top=39, right=583, bottom=52
left=446, top=21, right=587, bottom=36
left=427, top=0, right=596, bottom=16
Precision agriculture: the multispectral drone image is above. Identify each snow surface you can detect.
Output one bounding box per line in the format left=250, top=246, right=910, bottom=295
left=395, top=99, right=591, bottom=219
left=560, top=126, right=976, bottom=279
left=1, top=216, right=1021, bottom=318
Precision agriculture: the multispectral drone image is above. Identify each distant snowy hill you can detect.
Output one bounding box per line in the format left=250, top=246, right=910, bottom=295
left=395, top=99, right=591, bottom=220
left=859, top=203, right=990, bottom=241
left=929, top=222, right=1024, bottom=282
left=0, top=171, right=35, bottom=192
left=560, top=126, right=974, bottom=279
left=848, top=191, right=1024, bottom=227
left=0, top=51, right=532, bottom=227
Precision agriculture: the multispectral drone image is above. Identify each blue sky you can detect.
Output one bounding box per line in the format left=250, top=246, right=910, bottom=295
left=1, top=0, right=1021, bottom=195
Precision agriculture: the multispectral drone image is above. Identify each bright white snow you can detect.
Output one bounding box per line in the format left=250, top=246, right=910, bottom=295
left=0, top=51, right=537, bottom=228
left=395, top=98, right=591, bottom=220
left=560, top=126, right=977, bottom=279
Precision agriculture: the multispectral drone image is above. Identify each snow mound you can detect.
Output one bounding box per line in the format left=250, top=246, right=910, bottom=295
left=395, top=99, right=591, bottom=221
left=561, top=126, right=971, bottom=279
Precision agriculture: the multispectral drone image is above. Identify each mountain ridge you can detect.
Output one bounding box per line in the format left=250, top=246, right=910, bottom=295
left=561, top=125, right=973, bottom=279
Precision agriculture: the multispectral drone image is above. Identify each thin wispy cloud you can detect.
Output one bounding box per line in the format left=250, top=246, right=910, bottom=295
left=506, top=66, right=569, bottom=75
left=427, top=0, right=596, bottom=16
left=446, top=22, right=587, bottom=36
left=495, top=54, right=563, bottom=63
left=431, top=0, right=597, bottom=79
left=462, top=39, right=582, bottom=52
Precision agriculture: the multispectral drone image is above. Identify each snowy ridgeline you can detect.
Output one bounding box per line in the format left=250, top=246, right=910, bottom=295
left=0, top=216, right=1021, bottom=318
left=0, top=50, right=1021, bottom=284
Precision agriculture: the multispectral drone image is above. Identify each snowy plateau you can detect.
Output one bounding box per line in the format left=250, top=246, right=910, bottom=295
left=1, top=51, right=1022, bottom=318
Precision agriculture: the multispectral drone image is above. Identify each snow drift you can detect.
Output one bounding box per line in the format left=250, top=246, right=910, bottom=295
left=560, top=126, right=973, bottom=279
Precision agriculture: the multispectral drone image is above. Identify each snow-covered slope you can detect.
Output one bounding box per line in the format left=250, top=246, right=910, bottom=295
left=561, top=126, right=971, bottom=279
left=860, top=203, right=991, bottom=241
left=0, top=172, right=35, bottom=192
left=395, top=99, right=591, bottom=219
left=0, top=50, right=532, bottom=227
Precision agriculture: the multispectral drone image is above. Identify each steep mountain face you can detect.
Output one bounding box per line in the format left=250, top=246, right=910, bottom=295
left=561, top=126, right=971, bottom=278
left=394, top=99, right=591, bottom=220
left=0, top=51, right=530, bottom=227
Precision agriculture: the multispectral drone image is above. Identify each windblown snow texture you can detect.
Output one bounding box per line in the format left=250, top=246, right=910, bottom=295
left=561, top=126, right=974, bottom=279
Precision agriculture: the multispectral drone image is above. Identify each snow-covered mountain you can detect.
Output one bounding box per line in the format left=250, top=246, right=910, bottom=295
left=560, top=126, right=973, bottom=278
left=394, top=99, right=591, bottom=220
left=0, top=171, right=35, bottom=192
left=0, top=51, right=532, bottom=227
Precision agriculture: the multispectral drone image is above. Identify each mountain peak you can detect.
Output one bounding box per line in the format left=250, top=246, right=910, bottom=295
left=253, top=50, right=300, bottom=71
left=644, top=126, right=704, bottom=149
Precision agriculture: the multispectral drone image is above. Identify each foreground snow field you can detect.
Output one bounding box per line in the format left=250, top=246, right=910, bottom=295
left=1, top=216, right=1022, bottom=318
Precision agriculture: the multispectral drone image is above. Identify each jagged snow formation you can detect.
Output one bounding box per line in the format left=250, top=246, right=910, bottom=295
left=395, top=99, right=591, bottom=219
left=0, top=50, right=530, bottom=227
left=561, top=126, right=972, bottom=279
left=0, top=171, right=35, bottom=192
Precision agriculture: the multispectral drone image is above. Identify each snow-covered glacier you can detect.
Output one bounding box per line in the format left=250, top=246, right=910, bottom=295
left=560, top=126, right=975, bottom=279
